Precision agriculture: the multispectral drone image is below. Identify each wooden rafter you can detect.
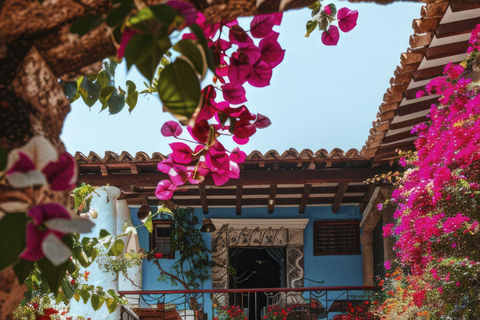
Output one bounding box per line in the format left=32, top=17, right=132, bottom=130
left=389, top=115, right=429, bottom=130
left=332, top=183, right=349, bottom=214
left=435, top=16, right=480, bottom=38
left=397, top=97, right=439, bottom=116
left=268, top=184, right=277, bottom=214
left=198, top=184, right=208, bottom=214
left=382, top=130, right=417, bottom=144
left=79, top=168, right=374, bottom=188
left=425, top=41, right=470, bottom=61
left=236, top=185, right=242, bottom=216
left=299, top=183, right=312, bottom=214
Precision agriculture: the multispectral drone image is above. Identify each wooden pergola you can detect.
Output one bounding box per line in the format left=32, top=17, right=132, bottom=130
left=76, top=148, right=382, bottom=215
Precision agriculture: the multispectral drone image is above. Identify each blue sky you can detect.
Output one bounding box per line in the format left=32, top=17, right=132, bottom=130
left=62, top=2, right=423, bottom=156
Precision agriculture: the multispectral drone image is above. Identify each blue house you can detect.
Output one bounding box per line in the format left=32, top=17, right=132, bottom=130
left=78, top=148, right=381, bottom=320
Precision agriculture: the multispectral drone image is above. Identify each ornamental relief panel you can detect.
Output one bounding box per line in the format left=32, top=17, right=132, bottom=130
left=210, top=219, right=308, bottom=305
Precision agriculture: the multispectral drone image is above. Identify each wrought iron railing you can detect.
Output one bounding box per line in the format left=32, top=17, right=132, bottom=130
left=119, top=286, right=377, bottom=320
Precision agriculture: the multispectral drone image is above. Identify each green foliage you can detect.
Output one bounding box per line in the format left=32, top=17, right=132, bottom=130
left=305, top=20, right=318, bottom=37
left=0, top=213, right=28, bottom=271
left=107, top=239, right=125, bottom=256
left=97, top=249, right=147, bottom=275
left=162, top=208, right=210, bottom=289
left=71, top=182, right=96, bottom=214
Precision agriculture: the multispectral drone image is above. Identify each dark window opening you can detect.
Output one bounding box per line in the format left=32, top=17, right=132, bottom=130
left=150, top=220, right=174, bottom=259
left=314, top=220, right=360, bottom=255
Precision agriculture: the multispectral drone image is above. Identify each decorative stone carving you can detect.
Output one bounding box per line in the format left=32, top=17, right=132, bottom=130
left=210, top=219, right=308, bottom=305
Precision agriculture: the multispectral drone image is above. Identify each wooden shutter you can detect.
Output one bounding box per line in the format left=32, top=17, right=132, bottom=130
left=314, top=221, right=360, bottom=255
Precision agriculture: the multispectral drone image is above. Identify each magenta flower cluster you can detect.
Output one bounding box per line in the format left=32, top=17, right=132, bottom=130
left=155, top=11, right=285, bottom=200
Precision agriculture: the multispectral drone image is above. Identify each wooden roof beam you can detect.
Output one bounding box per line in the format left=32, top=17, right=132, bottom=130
left=198, top=184, right=208, bottom=214
left=268, top=184, right=277, bottom=214
left=299, top=183, right=312, bottom=214
left=425, top=41, right=470, bottom=61
left=397, top=97, right=439, bottom=116
left=435, top=16, right=480, bottom=38
left=389, top=115, right=429, bottom=130
left=236, top=185, right=242, bottom=216
left=332, top=183, right=349, bottom=214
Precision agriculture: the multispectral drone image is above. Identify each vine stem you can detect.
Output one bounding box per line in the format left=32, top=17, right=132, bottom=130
left=153, top=259, right=189, bottom=289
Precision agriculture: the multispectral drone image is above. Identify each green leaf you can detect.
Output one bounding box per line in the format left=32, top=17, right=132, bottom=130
left=308, top=1, right=320, bottom=9
left=79, top=290, right=91, bottom=304
left=73, top=293, right=81, bottom=302
left=12, top=259, right=35, bottom=283
left=61, top=278, right=75, bottom=299
left=70, top=14, right=103, bottom=36
left=327, top=3, right=337, bottom=16
left=61, top=81, right=80, bottom=103
left=91, top=294, right=106, bottom=311
left=107, top=289, right=117, bottom=297
left=0, top=213, right=29, bottom=271
left=97, top=70, right=112, bottom=89
left=144, top=215, right=153, bottom=233
left=173, top=39, right=207, bottom=79
left=106, top=4, right=132, bottom=27
left=73, top=247, right=91, bottom=268
left=106, top=298, right=118, bottom=313
left=157, top=58, right=201, bottom=124
left=99, top=86, right=116, bottom=110
left=149, top=4, right=183, bottom=29
left=108, top=90, right=126, bottom=115
left=305, top=20, right=318, bottom=37
left=126, top=80, right=138, bottom=113
left=189, top=23, right=216, bottom=73
left=79, top=76, right=101, bottom=107
left=124, top=33, right=154, bottom=71
left=127, top=7, right=155, bottom=33
left=107, top=239, right=125, bottom=256
left=81, top=237, right=99, bottom=256
left=99, top=229, right=112, bottom=249
left=37, top=258, right=69, bottom=294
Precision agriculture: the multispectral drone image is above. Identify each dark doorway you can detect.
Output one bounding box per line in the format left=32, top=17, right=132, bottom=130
left=229, top=247, right=286, bottom=320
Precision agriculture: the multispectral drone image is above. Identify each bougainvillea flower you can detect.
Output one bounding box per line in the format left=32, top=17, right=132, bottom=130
left=248, top=60, right=272, bottom=87
left=186, top=161, right=210, bottom=184
left=337, top=8, right=358, bottom=33
left=230, top=147, right=246, bottom=163
left=228, top=161, right=240, bottom=179
left=157, top=157, right=188, bottom=186
left=222, top=83, right=247, bottom=104
left=166, top=0, right=198, bottom=26
left=194, top=13, right=220, bottom=39
left=233, top=119, right=257, bottom=140
left=188, top=119, right=211, bottom=144
left=42, top=152, right=77, bottom=191
left=205, top=141, right=230, bottom=185
left=6, top=136, right=77, bottom=190
left=324, top=5, right=332, bottom=15
left=250, top=14, right=276, bottom=38
left=259, top=32, right=285, bottom=68
left=21, top=204, right=92, bottom=266
left=238, top=42, right=262, bottom=66
left=254, top=113, right=271, bottom=129
left=228, top=52, right=253, bottom=86
left=169, top=142, right=193, bottom=164
left=155, top=179, right=178, bottom=200
left=321, top=25, right=340, bottom=46
left=229, top=25, right=253, bottom=44
left=161, top=121, right=183, bottom=137
left=117, top=28, right=138, bottom=60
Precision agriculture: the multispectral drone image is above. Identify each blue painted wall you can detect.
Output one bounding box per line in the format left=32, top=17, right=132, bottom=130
left=130, top=205, right=364, bottom=317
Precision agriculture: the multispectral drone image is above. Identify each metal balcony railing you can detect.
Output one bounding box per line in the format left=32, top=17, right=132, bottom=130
left=119, top=286, right=377, bottom=320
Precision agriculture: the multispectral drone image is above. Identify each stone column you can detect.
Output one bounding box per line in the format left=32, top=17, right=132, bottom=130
left=361, top=232, right=374, bottom=286
left=69, top=186, right=121, bottom=319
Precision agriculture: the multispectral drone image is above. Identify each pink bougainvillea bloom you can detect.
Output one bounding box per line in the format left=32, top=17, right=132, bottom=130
left=259, top=32, right=285, bottom=68
left=155, top=179, right=178, bottom=200
left=254, top=113, right=271, bottom=129
left=416, top=90, right=426, bottom=98
left=20, top=203, right=71, bottom=262
left=42, top=152, right=77, bottom=191
left=205, top=141, right=230, bottom=186
left=437, top=287, right=443, bottom=293
left=117, top=28, right=138, bottom=60
left=6, top=152, right=35, bottom=175
left=188, top=119, right=211, bottom=144
left=229, top=25, right=252, bottom=45
left=166, top=0, right=198, bottom=26
left=456, top=282, right=461, bottom=287
left=161, top=121, right=183, bottom=137
left=230, top=147, right=246, bottom=163
left=249, top=12, right=282, bottom=38
left=321, top=25, right=340, bottom=46
left=186, top=162, right=210, bottom=184
left=228, top=52, right=253, bottom=86
left=377, top=203, right=383, bottom=210
left=384, top=260, right=391, bottom=270
left=222, top=83, right=247, bottom=104
left=228, top=161, right=240, bottom=179
left=248, top=60, right=272, bottom=87
left=337, top=8, right=358, bottom=33
left=157, top=158, right=188, bottom=186
left=169, top=142, right=193, bottom=164
left=324, top=5, right=332, bottom=15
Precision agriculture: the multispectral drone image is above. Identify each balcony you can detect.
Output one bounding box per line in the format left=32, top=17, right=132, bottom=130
left=119, top=286, right=377, bottom=320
